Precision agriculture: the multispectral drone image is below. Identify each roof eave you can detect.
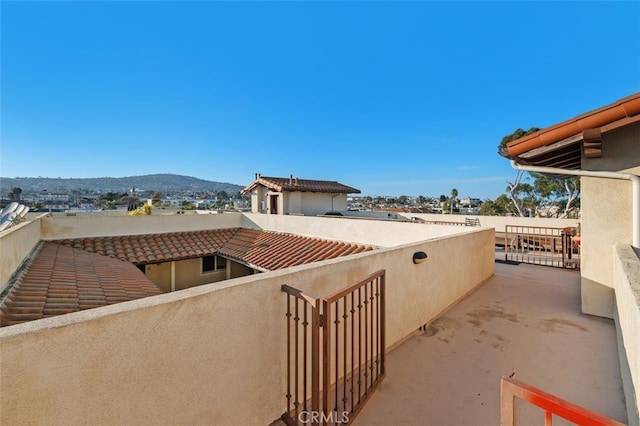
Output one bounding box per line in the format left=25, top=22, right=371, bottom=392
left=506, top=93, right=640, bottom=159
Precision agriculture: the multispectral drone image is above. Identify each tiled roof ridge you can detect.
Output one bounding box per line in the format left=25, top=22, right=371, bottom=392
left=0, top=242, right=163, bottom=327
left=53, top=228, right=242, bottom=265
left=0, top=241, right=45, bottom=306
left=53, top=227, right=375, bottom=272
left=242, top=176, right=361, bottom=194
left=256, top=228, right=374, bottom=249
left=219, top=228, right=375, bottom=270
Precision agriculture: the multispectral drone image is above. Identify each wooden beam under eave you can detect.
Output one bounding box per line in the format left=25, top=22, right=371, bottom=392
left=582, top=128, right=602, bottom=159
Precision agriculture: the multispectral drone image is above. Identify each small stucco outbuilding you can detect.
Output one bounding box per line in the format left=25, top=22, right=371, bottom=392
left=242, top=174, right=360, bottom=216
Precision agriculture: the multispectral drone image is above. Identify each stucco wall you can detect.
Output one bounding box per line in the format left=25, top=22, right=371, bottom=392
left=0, top=217, right=43, bottom=292
left=285, top=191, right=302, bottom=215
left=229, top=260, right=254, bottom=278
left=144, top=262, right=172, bottom=292
left=388, top=213, right=580, bottom=232
left=250, top=186, right=269, bottom=213
left=614, top=244, right=640, bottom=426
left=0, top=229, right=494, bottom=425
left=299, top=193, right=347, bottom=216
left=582, top=123, right=640, bottom=318
left=142, top=258, right=250, bottom=292
left=40, top=212, right=244, bottom=239
left=174, top=257, right=227, bottom=291
left=241, top=212, right=475, bottom=247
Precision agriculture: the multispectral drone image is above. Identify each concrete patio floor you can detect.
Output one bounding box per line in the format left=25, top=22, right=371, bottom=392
left=353, top=262, right=627, bottom=425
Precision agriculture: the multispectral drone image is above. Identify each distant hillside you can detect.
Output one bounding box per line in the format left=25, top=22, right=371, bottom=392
left=0, top=174, right=245, bottom=194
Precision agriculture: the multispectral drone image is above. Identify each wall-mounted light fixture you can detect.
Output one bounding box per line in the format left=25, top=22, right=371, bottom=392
left=413, top=251, right=428, bottom=264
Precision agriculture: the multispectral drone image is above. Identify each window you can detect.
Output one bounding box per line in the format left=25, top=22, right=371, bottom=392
left=202, top=255, right=226, bottom=274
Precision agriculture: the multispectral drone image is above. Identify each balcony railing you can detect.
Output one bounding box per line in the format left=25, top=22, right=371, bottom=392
left=500, top=377, right=626, bottom=426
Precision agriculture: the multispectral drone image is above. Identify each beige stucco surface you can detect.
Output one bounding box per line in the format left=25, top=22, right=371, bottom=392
left=614, top=244, right=640, bottom=425
left=144, top=262, right=172, bottom=292
left=387, top=212, right=579, bottom=232
left=298, top=192, right=347, bottom=215
left=0, top=227, right=494, bottom=425
left=285, top=191, right=302, bottom=214
left=0, top=219, right=41, bottom=292
left=174, top=257, right=227, bottom=290
left=143, top=258, right=244, bottom=292
left=241, top=213, right=474, bottom=247
left=354, top=262, right=626, bottom=425
left=250, top=183, right=349, bottom=216
left=40, top=212, right=244, bottom=239
left=581, top=123, right=640, bottom=318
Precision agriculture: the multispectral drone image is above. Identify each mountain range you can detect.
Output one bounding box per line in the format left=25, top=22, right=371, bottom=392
left=0, top=174, right=245, bottom=194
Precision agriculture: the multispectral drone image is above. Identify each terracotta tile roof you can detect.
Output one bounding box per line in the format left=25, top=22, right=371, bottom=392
left=219, top=228, right=374, bottom=270
left=1, top=229, right=374, bottom=327
left=0, top=242, right=162, bottom=327
left=56, top=229, right=238, bottom=265
left=242, top=175, right=360, bottom=194
left=504, top=93, right=640, bottom=167
left=54, top=228, right=375, bottom=271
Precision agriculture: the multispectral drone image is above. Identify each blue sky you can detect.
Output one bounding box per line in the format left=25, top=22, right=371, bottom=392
left=2, top=1, right=639, bottom=199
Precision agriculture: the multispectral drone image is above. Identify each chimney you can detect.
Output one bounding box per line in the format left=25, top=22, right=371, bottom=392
left=290, top=174, right=293, bottom=185
left=255, top=172, right=260, bottom=180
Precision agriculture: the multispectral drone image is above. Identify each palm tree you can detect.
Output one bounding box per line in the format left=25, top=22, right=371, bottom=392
left=450, top=188, right=458, bottom=214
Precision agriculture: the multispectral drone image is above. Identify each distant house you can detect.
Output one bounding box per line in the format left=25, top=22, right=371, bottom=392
left=242, top=174, right=361, bottom=216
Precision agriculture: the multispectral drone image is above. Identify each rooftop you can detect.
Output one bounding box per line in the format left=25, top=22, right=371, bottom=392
left=503, top=92, right=640, bottom=169
left=242, top=175, right=361, bottom=194
left=353, top=262, right=627, bottom=424
left=1, top=227, right=375, bottom=327
left=0, top=242, right=163, bottom=327
left=53, top=228, right=375, bottom=271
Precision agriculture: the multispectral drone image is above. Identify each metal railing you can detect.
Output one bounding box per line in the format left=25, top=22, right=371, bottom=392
left=281, top=285, right=322, bottom=423
left=501, top=377, right=626, bottom=426
left=504, top=225, right=580, bottom=269
left=281, top=270, right=386, bottom=425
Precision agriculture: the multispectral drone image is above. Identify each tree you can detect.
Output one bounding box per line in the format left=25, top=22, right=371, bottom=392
left=450, top=188, right=458, bottom=214
left=398, top=195, right=409, bottom=205
left=498, top=127, right=540, bottom=155
left=498, top=127, right=581, bottom=218
left=8, top=187, right=22, bottom=201
left=478, top=194, right=514, bottom=216
left=96, top=191, right=127, bottom=209
left=499, top=128, right=540, bottom=216
left=479, top=199, right=503, bottom=216
left=181, top=200, right=196, bottom=210
left=531, top=173, right=580, bottom=218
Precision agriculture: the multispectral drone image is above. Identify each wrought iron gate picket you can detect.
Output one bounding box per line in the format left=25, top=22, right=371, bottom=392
left=505, top=225, right=580, bottom=269
left=281, top=270, right=386, bottom=425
